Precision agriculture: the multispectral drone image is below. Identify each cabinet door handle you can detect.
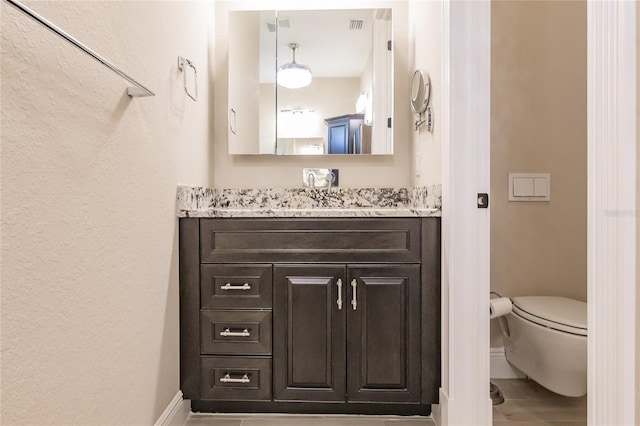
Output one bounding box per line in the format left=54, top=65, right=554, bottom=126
left=337, top=278, right=343, bottom=310
left=351, top=279, right=357, bottom=310
left=220, top=283, right=251, bottom=291
left=220, top=328, right=250, bottom=337
left=220, top=373, right=250, bottom=384
left=229, top=108, right=237, bottom=135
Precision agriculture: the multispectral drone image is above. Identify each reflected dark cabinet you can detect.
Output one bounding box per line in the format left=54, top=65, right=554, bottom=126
left=179, top=217, right=440, bottom=415
left=325, top=114, right=364, bottom=154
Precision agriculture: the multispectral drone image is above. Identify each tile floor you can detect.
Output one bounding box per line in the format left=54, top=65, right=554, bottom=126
left=183, top=379, right=586, bottom=426
left=184, top=414, right=435, bottom=426
left=492, top=379, right=587, bottom=425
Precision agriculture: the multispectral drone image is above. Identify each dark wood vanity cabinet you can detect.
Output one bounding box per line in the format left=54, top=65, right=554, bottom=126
left=274, top=264, right=421, bottom=403
left=180, top=218, right=440, bottom=415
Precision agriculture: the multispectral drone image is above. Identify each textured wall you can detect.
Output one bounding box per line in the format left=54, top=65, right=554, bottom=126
left=212, top=0, right=413, bottom=189
left=1, top=1, right=212, bottom=424
left=490, top=1, right=587, bottom=345
left=409, top=0, right=442, bottom=186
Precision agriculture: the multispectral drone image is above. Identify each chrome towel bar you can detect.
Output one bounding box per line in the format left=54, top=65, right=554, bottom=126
left=4, top=0, right=155, bottom=98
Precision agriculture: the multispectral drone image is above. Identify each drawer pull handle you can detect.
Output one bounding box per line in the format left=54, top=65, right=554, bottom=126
left=337, top=278, right=343, bottom=310
left=351, top=279, right=357, bottom=310
left=220, top=328, right=250, bottom=337
left=221, top=283, right=251, bottom=291
left=220, top=373, right=250, bottom=384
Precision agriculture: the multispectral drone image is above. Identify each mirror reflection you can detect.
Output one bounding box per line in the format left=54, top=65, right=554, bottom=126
left=228, top=8, right=393, bottom=155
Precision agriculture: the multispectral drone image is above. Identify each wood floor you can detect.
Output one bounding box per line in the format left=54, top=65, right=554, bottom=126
left=183, top=379, right=586, bottom=425
left=492, top=379, right=587, bottom=425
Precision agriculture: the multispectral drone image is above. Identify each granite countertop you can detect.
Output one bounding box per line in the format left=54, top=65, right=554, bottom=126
left=176, top=185, right=441, bottom=218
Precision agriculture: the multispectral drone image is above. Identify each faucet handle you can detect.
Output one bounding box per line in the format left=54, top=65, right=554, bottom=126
left=326, top=171, right=335, bottom=190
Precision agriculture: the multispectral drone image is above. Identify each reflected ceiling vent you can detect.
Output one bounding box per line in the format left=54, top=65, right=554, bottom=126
left=267, top=18, right=290, bottom=32
left=349, top=19, right=365, bottom=30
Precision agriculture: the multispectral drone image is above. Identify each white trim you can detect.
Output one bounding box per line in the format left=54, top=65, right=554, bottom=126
left=154, top=391, right=190, bottom=426
left=587, top=2, right=637, bottom=425
left=432, top=389, right=449, bottom=426
left=440, top=0, right=491, bottom=425
left=490, top=347, right=525, bottom=379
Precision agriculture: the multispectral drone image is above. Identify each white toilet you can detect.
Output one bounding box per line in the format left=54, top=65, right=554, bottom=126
left=501, top=296, right=587, bottom=397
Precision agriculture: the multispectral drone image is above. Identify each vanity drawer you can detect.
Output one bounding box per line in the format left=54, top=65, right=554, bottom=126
left=201, top=356, right=272, bottom=401
left=201, top=264, right=272, bottom=309
left=200, top=310, right=272, bottom=355
left=200, top=218, right=421, bottom=263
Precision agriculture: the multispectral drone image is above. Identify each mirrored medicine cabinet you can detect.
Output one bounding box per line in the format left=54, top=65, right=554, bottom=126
left=227, top=8, right=393, bottom=155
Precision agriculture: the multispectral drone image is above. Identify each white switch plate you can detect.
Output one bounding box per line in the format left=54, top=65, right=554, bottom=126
left=508, top=173, right=550, bottom=201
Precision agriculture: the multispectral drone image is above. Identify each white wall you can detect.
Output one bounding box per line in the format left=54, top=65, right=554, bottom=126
left=213, top=0, right=412, bottom=189
left=0, top=1, right=212, bottom=424
left=637, top=5, right=640, bottom=424
left=409, top=0, right=443, bottom=186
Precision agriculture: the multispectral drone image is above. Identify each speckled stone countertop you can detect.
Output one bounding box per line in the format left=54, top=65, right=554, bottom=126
left=177, top=185, right=441, bottom=218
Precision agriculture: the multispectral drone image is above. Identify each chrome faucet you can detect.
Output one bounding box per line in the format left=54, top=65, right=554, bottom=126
left=303, top=168, right=338, bottom=189
left=307, top=172, right=315, bottom=189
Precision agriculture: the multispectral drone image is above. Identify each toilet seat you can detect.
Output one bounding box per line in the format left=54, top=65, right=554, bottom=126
left=511, top=296, right=587, bottom=336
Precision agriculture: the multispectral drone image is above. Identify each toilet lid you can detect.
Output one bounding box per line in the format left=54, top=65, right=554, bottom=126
left=511, top=296, right=587, bottom=336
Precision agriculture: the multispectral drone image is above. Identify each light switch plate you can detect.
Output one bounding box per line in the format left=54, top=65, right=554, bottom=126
left=508, top=173, right=550, bottom=201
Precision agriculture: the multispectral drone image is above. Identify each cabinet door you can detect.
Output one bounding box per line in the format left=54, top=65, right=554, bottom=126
left=228, top=12, right=263, bottom=154
left=328, top=121, right=349, bottom=154
left=273, top=265, right=346, bottom=402
left=346, top=265, right=421, bottom=403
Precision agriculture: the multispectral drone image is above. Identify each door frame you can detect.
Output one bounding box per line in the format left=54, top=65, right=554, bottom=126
left=438, top=1, right=637, bottom=425
left=437, top=1, right=492, bottom=425
left=587, top=2, right=637, bottom=424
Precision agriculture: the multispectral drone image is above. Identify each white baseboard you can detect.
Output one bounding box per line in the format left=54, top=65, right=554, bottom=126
left=432, top=388, right=447, bottom=426
left=490, top=347, right=526, bottom=379
left=155, top=391, right=191, bottom=426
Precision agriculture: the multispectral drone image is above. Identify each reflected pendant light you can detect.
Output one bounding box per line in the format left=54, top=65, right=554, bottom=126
left=277, top=43, right=312, bottom=89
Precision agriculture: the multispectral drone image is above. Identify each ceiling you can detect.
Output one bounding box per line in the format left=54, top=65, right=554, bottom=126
left=258, top=9, right=387, bottom=83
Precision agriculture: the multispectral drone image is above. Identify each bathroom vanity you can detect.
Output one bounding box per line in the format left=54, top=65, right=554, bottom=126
left=178, top=186, right=441, bottom=415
